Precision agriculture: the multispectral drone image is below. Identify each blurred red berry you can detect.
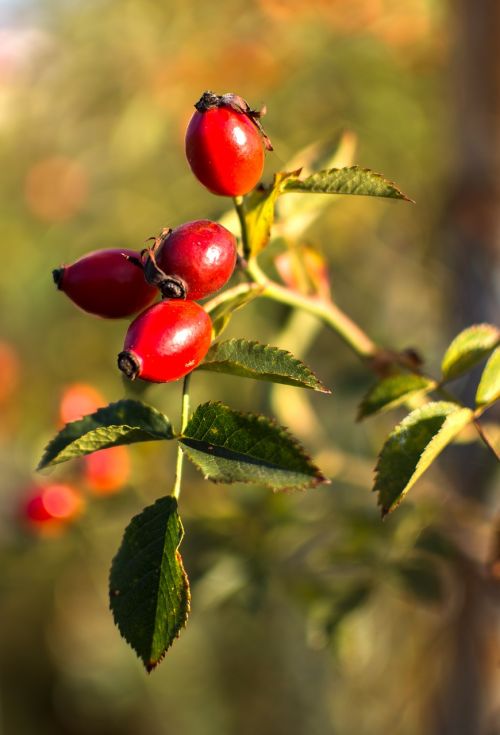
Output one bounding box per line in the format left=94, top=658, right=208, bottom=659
left=23, top=483, right=84, bottom=532
left=84, top=446, right=131, bottom=494
left=59, top=383, right=105, bottom=425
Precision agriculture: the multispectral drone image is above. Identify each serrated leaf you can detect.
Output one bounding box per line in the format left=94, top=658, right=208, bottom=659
left=180, top=401, right=327, bottom=490
left=109, top=497, right=190, bottom=671
left=358, top=375, right=436, bottom=420
left=374, top=402, right=473, bottom=517
left=198, top=338, right=330, bottom=393
left=245, top=171, right=298, bottom=257
left=209, top=285, right=262, bottom=339
left=441, top=324, right=500, bottom=381
left=282, top=166, right=412, bottom=201
left=476, top=348, right=500, bottom=407
left=38, top=399, right=173, bottom=469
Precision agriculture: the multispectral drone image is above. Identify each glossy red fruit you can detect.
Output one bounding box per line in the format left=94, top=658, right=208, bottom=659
left=144, top=220, right=237, bottom=300
left=53, top=249, right=157, bottom=319
left=185, top=91, right=273, bottom=197
left=118, top=300, right=212, bottom=382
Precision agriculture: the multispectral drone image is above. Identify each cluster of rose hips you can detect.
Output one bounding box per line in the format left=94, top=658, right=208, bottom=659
left=52, top=91, right=272, bottom=382
left=22, top=383, right=131, bottom=534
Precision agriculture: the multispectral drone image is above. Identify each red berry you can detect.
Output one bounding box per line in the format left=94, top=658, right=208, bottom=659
left=59, top=382, right=105, bottom=425
left=144, top=220, right=237, bottom=300
left=23, top=483, right=84, bottom=531
left=53, top=249, right=157, bottom=319
left=185, top=91, right=272, bottom=197
left=118, top=300, right=212, bottom=383
left=84, top=446, right=131, bottom=495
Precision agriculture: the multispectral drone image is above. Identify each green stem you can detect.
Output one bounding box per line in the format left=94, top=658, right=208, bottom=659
left=247, top=259, right=378, bottom=360
left=233, top=196, right=250, bottom=260
left=204, top=282, right=262, bottom=315
left=171, top=373, right=191, bottom=501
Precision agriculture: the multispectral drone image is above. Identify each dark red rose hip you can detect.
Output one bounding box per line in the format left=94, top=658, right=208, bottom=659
left=118, top=300, right=212, bottom=383
left=53, top=249, right=157, bottom=319
left=185, top=91, right=272, bottom=197
left=143, top=220, right=237, bottom=300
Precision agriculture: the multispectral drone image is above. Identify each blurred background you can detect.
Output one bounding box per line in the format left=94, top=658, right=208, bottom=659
left=0, top=0, right=499, bottom=733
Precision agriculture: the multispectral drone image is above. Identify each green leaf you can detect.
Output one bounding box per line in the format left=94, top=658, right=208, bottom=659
left=38, top=399, right=173, bottom=469
left=245, top=171, right=297, bottom=257
left=374, top=402, right=473, bottom=517
left=441, top=324, right=500, bottom=381
left=282, top=166, right=412, bottom=201
left=358, top=375, right=436, bottom=420
left=476, top=348, right=500, bottom=407
left=209, top=285, right=262, bottom=339
left=109, top=497, right=190, bottom=671
left=180, top=401, right=327, bottom=490
left=198, top=338, right=330, bottom=393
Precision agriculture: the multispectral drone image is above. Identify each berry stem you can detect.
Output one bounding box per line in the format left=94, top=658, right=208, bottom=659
left=233, top=196, right=251, bottom=260
left=172, top=373, right=191, bottom=501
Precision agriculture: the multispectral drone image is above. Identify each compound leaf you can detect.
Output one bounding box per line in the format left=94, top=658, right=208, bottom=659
left=374, top=402, right=473, bottom=517
left=358, top=374, right=436, bottom=420
left=282, top=166, right=412, bottom=201
left=180, top=401, right=327, bottom=490
left=109, top=497, right=190, bottom=671
left=199, top=338, right=330, bottom=393
left=476, top=348, right=500, bottom=407
left=38, top=399, right=173, bottom=469
left=441, top=324, right=500, bottom=381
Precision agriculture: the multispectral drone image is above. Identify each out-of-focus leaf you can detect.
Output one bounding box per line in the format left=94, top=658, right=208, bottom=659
left=245, top=171, right=297, bottom=257
left=358, top=375, right=436, bottom=420
left=282, top=166, right=412, bottom=201
left=374, top=402, right=473, bottom=517
left=476, top=348, right=500, bottom=407
left=323, top=583, right=372, bottom=638
left=277, top=131, right=357, bottom=239
left=441, top=324, right=500, bottom=381
left=274, top=245, right=331, bottom=299
left=109, top=497, right=190, bottom=672
left=180, top=401, right=327, bottom=490
left=198, top=338, right=330, bottom=393
left=395, top=556, right=443, bottom=603
left=38, top=399, right=173, bottom=469
left=208, top=284, right=263, bottom=339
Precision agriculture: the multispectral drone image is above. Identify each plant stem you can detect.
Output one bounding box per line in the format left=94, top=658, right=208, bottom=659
left=204, top=282, right=263, bottom=315
left=171, top=373, right=191, bottom=501
left=473, top=419, right=500, bottom=461
left=233, top=196, right=250, bottom=260
left=247, top=258, right=378, bottom=360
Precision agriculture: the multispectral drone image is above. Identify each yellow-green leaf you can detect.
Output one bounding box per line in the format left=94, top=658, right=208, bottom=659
left=282, top=166, right=412, bottom=201
left=476, top=348, right=500, bottom=407
left=441, top=324, right=500, bottom=381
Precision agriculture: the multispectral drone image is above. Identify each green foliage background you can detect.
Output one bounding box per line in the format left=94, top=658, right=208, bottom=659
left=0, top=1, right=498, bottom=734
